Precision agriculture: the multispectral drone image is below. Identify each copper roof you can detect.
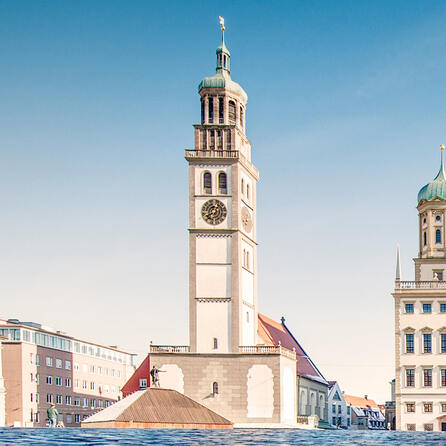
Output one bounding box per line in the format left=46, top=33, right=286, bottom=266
left=84, top=388, right=232, bottom=426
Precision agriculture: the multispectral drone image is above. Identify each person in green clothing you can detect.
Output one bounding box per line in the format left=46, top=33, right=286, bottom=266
left=47, top=403, right=58, bottom=428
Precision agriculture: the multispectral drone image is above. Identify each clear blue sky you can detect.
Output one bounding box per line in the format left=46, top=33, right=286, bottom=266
left=2, top=0, right=446, bottom=402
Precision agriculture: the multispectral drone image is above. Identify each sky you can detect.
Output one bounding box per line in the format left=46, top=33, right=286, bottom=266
left=2, top=0, right=446, bottom=404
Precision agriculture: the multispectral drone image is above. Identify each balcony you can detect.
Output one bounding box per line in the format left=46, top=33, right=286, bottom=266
left=149, top=345, right=190, bottom=353
left=395, top=280, right=446, bottom=289
left=185, top=149, right=241, bottom=160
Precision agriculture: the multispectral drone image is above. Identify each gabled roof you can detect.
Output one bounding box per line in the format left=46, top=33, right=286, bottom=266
left=344, top=394, right=379, bottom=410
left=328, top=381, right=336, bottom=390
left=257, top=313, right=327, bottom=385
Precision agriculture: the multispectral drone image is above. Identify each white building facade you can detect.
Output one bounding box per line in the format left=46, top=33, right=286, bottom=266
left=327, top=381, right=350, bottom=428
left=394, top=148, right=446, bottom=432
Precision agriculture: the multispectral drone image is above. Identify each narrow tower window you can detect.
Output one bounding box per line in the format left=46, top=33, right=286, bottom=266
left=241, top=178, right=245, bottom=195
left=219, top=98, right=224, bottom=124
left=201, top=99, right=205, bottom=124
left=424, top=232, right=427, bottom=246
left=240, top=106, right=244, bottom=129
left=228, top=101, right=236, bottom=125
left=218, top=172, right=227, bottom=194
left=224, top=54, right=227, bottom=67
left=209, top=130, right=215, bottom=149
left=212, top=382, right=219, bottom=395
left=208, top=97, right=214, bottom=123
left=246, top=251, right=250, bottom=269
left=247, top=184, right=250, bottom=200
left=213, top=338, right=218, bottom=349
left=201, top=130, right=206, bottom=150
left=217, top=130, right=222, bottom=149
left=226, top=129, right=232, bottom=150
left=437, top=229, right=442, bottom=244
left=203, top=172, right=212, bottom=194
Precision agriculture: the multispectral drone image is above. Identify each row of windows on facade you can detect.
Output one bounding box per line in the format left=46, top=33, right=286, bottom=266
left=203, top=172, right=227, bottom=195
left=45, top=393, right=111, bottom=409
left=0, top=327, right=130, bottom=364
left=404, top=368, right=446, bottom=387
left=42, top=374, right=116, bottom=393
left=405, top=401, right=446, bottom=414
left=404, top=332, right=446, bottom=353
left=39, top=355, right=121, bottom=377
left=406, top=423, right=434, bottom=432
left=332, top=404, right=350, bottom=414
left=201, top=98, right=244, bottom=128
left=405, top=303, right=446, bottom=313
left=332, top=416, right=351, bottom=427
left=28, top=411, right=88, bottom=424
left=200, top=129, right=232, bottom=151
left=423, top=229, right=443, bottom=246
left=422, top=215, right=442, bottom=225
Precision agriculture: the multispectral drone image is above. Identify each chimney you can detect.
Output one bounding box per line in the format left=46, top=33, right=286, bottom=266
left=364, top=395, right=368, bottom=400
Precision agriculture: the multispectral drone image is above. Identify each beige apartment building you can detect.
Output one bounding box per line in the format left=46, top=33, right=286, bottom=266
left=0, top=318, right=135, bottom=427
left=394, top=147, right=446, bottom=432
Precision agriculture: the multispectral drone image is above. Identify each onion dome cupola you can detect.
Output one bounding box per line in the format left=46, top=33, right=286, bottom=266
left=198, top=17, right=247, bottom=104
left=418, top=145, right=446, bottom=204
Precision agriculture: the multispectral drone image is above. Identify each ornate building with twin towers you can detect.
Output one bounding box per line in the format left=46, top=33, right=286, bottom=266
left=123, top=21, right=328, bottom=426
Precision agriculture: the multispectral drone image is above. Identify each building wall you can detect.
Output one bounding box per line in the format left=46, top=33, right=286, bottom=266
left=327, top=383, right=350, bottom=428
left=0, top=341, right=5, bottom=427
left=150, top=352, right=297, bottom=424
left=297, top=376, right=328, bottom=422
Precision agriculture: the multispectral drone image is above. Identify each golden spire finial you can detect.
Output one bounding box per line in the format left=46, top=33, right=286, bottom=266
left=441, top=144, right=445, bottom=151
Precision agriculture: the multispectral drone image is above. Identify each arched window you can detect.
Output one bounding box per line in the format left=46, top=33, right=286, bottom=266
left=209, top=130, right=215, bottom=149
left=226, top=129, right=232, bottom=150
left=246, top=184, right=250, bottom=200
left=219, top=98, right=224, bottom=124
left=208, top=97, right=214, bottom=123
left=213, top=337, right=218, bottom=350
left=437, top=229, right=442, bottom=244
left=240, top=106, right=244, bottom=129
left=217, top=130, right=222, bottom=149
left=203, top=172, right=212, bottom=194
left=201, top=129, right=206, bottom=150
left=218, top=172, right=227, bottom=194
left=241, top=178, right=245, bottom=195
left=212, top=382, right=219, bottom=395
left=424, top=232, right=427, bottom=246
left=228, top=101, right=236, bottom=125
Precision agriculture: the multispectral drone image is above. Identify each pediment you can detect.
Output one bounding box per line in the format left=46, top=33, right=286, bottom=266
left=421, top=326, right=433, bottom=333
left=403, top=326, right=416, bottom=333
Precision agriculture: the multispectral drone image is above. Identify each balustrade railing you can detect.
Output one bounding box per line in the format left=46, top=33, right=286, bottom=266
left=238, top=345, right=296, bottom=359
left=185, top=149, right=240, bottom=159
left=149, top=345, right=190, bottom=353
left=396, top=280, right=446, bottom=289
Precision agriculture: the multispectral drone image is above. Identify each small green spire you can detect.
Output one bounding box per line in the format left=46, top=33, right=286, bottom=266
left=216, top=16, right=230, bottom=74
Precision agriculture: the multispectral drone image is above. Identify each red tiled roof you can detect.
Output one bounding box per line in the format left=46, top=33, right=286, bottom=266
left=344, top=394, right=379, bottom=410
left=257, top=313, right=326, bottom=384
left=328, top=381, right=336, bottom=390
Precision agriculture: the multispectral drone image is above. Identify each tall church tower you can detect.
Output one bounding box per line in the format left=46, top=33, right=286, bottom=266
left=185, top=21, right=259, bottom=353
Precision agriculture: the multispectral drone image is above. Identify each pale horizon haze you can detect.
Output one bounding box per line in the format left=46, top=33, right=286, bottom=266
left=3, top=0, right=446, bottom=404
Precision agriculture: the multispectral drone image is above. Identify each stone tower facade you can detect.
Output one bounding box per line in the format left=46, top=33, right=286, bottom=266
left=394, top=148, right=446, bottom=432
left=186, top=32, right=259, bottom=353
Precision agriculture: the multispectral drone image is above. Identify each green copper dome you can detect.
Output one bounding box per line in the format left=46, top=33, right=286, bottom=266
left=417, top=151, right=446, bottom=203
left=198, top=37, right=247, bottom=102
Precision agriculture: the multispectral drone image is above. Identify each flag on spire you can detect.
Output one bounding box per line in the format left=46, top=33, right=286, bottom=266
left=219, top=16, right=225, bottom=31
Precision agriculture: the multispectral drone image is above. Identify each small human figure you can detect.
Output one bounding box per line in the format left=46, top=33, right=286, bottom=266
left=150, top=365, right=165, bottom=388
left=47, top=403, right=59, bottom=428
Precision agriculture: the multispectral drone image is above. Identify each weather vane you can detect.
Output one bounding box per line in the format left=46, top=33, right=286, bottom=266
left=219, top=16, right=225, bottom=43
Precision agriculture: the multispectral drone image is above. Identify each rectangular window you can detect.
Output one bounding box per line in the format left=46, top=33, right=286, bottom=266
left=442, top=334, right=446, bottom=353
left=219, top=97, right=224, bottom=124
left=406, top=369, right=415, bottom=386
left=424, top=333, right=432, bottom=353
left=209, top=130, right=215, bottom=149
left=74, top=414, right=80, bottom=423
left=424, top=423, right=433, bottom=431
left=46, top=394, right=53, bottom=403
left=217, top=130, right=222, bottom=149
left=46, top=357, right=53, bottom=367
left=82, top=398, right=88, bottom=408
left=55, top=377, right=62, bottom=386
left=424, top=369, right=432, bottom=386
left=424, top=402, right=433, bottom=413
left=65, top=378, right=71, bottom=387
left=338, top=405, right=342, bottom=414
left=90, top=399, right=96, bottom=408
left=46, top=376, right=53, bottom=385
left=226, top=129, right=231, bottom=150
left=65, top=395, right=72, bottom=405
left=89, top=365, right=95, bottom=374
left=55, top=358, right=62, bottom=369
left=56, top=395, right=62, bottom=405
left=139, top=379, right=147, bottom=388
left=90, top=382, right=95, bottom=390
left=332, top=416, right=336, bottom=425
left=36, top=374, right=40, bottom=384
left=332, top=404, right=336, bottom=414
left=442, top=403, right=446, bottom=412
left=405, top=333, right=414, bottom=353
left=406, top=403, right=415, bottom=413
left=347, top=406, right=350, bottom=415
left=442, top=304, right=446, bottom=313
left=208, top=98, right=213, bottom=123
left=74, top=363, right=79, bottom=371
left=423, top=303, right=432, bottom=313
left=442, top=369, right=446, bottom=387
left=74, top=398, right=80, bottom=406
left=407, top=424, right=416, bottom=431
left=82, top=380, right=87, bottom=389
left=405, top=303, right=414, bottom=313
left=66, top=414, right=72, bottom=424
left=105, top=400, right=110, bottom=408
left=36, top=355, right=40, bottom=366
left=65, top=360, right=71, bottom=370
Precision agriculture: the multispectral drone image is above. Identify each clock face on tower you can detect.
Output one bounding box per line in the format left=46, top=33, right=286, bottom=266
left=201, top=199, right=227, bottom=225
left=241, top=206, right=253, bottom=232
